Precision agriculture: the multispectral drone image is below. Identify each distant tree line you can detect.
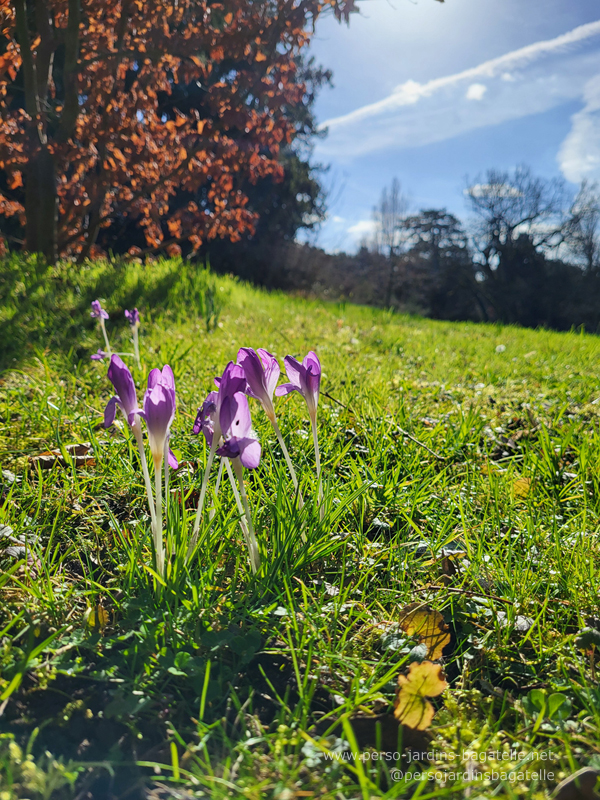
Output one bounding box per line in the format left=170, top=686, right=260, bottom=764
left=202, top=165, right=600, bottom=333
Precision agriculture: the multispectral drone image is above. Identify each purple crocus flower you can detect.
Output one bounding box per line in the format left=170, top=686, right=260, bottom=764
left=90, top=300, right=109, bottom=320
left=104, top=355, right=139, bottom=427
left=192, top=391, right=218, bottom=447
left=214, top=361, right=247, bottom=397
left=237, top=347, right=280, bottom=420
left=192, top=362, right=247, bottom=451
left=91, top=349, right=107, bottom=361
left=140, top=366, right=178, bottom=469
left=217, top=392, right=261, bottom=469
left=275, top=351, right=321, bottom=421
left=125, top=308, right=140, bottom=327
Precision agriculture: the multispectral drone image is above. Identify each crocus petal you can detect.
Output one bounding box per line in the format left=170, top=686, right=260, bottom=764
left=192, top=407, right=203, bottom=435
left=192, top=391, right=218, bottom=446
left=218, top=361, right=247, bottom=399
left=141, top=383, right=175, bottom=462
left=104, top=396, right=119, bottom=427
left=275, top=382, right=300, bottom=397
left=107, top=355, right=138, bottom=419
left=217, top=438, right=241, bottom=460
left=161, top=364, right=175, bottom=392
left=257, top=348, right=280, bottom=399
left=127, top=407, right=142, bottom=426
left=304, top=352, right=321, bottom=408
left=237, top=348, right=265, bottom=402
left=237, top=437, right=261, bottom=469
left=220, top=392, right=252, bottom=440
left=283, top=355, right=304, bottom=390
left=147, top=368, right=161, bottom=390
left=91, top=349, right=107, bottom=361
left=168, top=448, right=179, bottom=469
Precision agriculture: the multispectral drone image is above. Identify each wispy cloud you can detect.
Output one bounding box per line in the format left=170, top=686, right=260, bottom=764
left=321, top=21, right=600, bottom=133
left=316, top=21, right=600, bottom=161
left=558, top=75, right=600, bottom=183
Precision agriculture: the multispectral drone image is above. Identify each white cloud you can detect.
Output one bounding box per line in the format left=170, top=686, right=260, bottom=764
left=558, top=75, right=600, bottom=183
left=467, top=183, right=522, bottom=198
left=466, top=83, right=487, bottom=101
left=347, top=219, right=376, bottom=238
left=315, top=21, right=600, bottom=159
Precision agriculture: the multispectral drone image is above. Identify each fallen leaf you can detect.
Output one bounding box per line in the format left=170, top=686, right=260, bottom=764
left=394, top=660, right=447, bottom=730
left=30, top=443, right=95, bottom=470
left=513, top=477, right=531, bottom=499
left=88, top=606, right=109, bottom=631
left=398, top=603, right=450, bottom=660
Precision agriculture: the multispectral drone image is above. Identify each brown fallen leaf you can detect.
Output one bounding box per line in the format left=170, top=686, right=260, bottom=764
left=552, top=767, right=600, bottom=800
left=398, top=603, right=450, bottom=660
left=30, top=443, right=95, bottom=470
left=394, top=661, right=448, bottom=730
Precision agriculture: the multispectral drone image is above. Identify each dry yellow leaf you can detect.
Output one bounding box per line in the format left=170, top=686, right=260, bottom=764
left=88, top=606, right=109, bottom=630
left=394, top=661, right=447, bottom=730
left=513, top=477, right=531, bottom=499
left=398, top=603, right=451, bottom=660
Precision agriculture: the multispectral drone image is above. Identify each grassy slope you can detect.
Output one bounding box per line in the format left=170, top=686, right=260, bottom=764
left=1, top=257, right=600, bottom=799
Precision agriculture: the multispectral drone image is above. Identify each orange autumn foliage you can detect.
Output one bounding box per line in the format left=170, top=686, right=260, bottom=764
left=0, top=0, right=356, bottom=261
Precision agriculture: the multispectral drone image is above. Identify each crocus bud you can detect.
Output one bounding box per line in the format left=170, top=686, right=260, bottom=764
left=91, top=300, right=109, bottom=320
left=275, top=351, right=321, bottom=422
left=237, top=347, right=280, bottom=420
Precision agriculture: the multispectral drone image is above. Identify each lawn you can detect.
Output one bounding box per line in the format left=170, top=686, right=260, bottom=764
left=1, top=256, right=600, bottom=799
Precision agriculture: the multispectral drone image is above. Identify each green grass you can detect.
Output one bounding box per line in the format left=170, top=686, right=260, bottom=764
left=1, top=256, right=600, bottom=799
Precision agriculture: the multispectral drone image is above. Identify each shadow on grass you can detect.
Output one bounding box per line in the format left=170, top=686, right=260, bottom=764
left=0, top=255, right=224, bottom=372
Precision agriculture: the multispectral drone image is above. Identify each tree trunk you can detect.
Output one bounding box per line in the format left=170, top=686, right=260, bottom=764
left=25, top=144, right=58, bottom=264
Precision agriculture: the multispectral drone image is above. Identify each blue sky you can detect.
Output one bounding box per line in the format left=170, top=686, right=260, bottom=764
left=304, top=0, right=600, bottom=252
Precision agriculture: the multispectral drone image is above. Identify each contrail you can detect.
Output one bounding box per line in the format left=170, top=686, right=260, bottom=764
left=320, top=20, right=600, bottom=131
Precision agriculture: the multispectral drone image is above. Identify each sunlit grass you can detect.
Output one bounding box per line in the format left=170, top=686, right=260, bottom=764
left=1, top=256, right=600, bottom=798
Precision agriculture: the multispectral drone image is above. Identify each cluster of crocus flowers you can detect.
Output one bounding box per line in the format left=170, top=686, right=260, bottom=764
left=190, top=348, right=322, bottom=571
left=90, top=300, right=142, bottom=368
left=104, top=355, right=177, bottom=577
left=101, top=345, right=322, bottom=579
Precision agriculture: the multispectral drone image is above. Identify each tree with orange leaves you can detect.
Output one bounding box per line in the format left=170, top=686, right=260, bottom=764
left=0, top=0, right=356, bottom=263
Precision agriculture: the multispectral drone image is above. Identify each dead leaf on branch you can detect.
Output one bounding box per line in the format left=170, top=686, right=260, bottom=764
left=398, top=602, right=451, bottom=660
left=394, top=661, right=448, bottom=730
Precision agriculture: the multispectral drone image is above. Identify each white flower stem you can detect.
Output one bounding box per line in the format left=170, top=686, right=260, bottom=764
left=132, top=420, right=157, bottom=536
left=132, top=326, right=141, bottom=369
left=271, top=416, right=303, bottom=506
left=99, top=318, right=112, bottom=357
left=229, top=458, right=260, bottom=574
left=311, top=414, right=324, bottom=519
left=164, top=437, right=170, bottom=558
left=188, top=438, right=218, bottom=557
left=209, top=459, right=224, bottom=521
left=154, top=454, right=164, bottom=577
